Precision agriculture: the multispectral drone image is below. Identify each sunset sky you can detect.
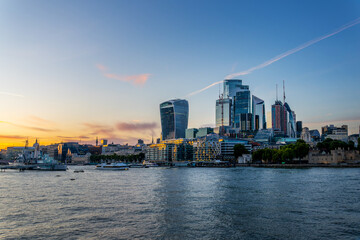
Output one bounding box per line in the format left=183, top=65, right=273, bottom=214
left=1, top=0, right=360, bottom=148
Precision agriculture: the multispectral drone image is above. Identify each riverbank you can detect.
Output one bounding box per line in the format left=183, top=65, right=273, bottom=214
left=239, top=163, right=360, bottom=168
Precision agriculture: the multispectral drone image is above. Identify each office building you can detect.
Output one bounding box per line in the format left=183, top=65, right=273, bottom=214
left=215, top=98, right=232, bottom=127
left=252, top=95, right=266, bottom=130
left=296, top=121, right=303, bottom=138
left=196, top=127, right=214, bottom=138
left=271, top=101, right=287, bottom=135
left=160, top=99, right=189, bottom=140
left=185, top=128, right=198, bottom=139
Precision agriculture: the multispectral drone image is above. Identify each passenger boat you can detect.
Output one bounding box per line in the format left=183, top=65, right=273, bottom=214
left=95, top=162, right=129, bottom=170
left=129, top=163, right=145, bottom=168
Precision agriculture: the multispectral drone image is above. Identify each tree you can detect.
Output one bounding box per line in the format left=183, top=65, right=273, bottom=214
left=272, top=149, right=282, bottom=163
left=348, top=141, right=355, bottom=150
left=294, top=141, right=310, bottom=160
left=234, top=144, right=249, bottom=159
left=262, top=149, right=273, bottom=163
left=281, top=148, right=295, bottom=163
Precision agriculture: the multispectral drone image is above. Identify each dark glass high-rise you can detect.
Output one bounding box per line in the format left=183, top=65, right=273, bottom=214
left=160, top=99, right=189, bottom=140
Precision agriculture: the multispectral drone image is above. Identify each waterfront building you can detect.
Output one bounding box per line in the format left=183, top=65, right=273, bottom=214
left=160, top=99, right=189, bottom=140
left=192, top=134, right=252, bottom=162
left=145, top=139, right=193, bottom=163
left=185, top=128, right=198, bottom=139
left=193, top=135, right=221, bottom=162
left=307, top=149, right=360, bottom=164
left=220, top=138, right=251, bottom=161
left=252, top=95, right=266, bottom=130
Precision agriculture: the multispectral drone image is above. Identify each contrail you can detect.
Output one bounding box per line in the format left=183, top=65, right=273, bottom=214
left=187, top=17, right=360, bottom=97
left=0, top=92, right=24, bottom=98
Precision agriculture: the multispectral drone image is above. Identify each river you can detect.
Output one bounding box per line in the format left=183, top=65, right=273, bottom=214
left=0, top=166, right=359, bottom=239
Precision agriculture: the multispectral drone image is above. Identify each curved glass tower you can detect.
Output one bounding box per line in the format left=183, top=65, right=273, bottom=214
left=160, top=99, right=189, bottom=140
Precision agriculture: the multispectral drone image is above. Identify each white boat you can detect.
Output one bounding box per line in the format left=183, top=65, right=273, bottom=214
left=142, top=161, right=159, bottom=167
left=95, top=163, right=129, bottom=170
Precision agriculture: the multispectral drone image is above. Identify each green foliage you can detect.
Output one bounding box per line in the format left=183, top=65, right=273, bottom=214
left=316, top=138, right=354, bottom=153
left=234, top=144, right=249, bottom=159
left=251, top=139, right=310, bottom=164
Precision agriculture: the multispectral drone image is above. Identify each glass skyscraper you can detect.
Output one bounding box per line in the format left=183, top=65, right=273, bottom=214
left=160, top=99, right=189, bottom=140
left=215, top=98, right=232, bottom=127
left=233, top=87, right=250, bottom=128
left=223, top=79, right=243, bottom=99
left=252, top=95, right=266, bottom=130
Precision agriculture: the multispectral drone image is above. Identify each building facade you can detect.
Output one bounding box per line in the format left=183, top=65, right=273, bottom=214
left=160, top=99, right=189, bottom=140
left=252, top=95, right=266, bottom=130
left=271, top=101, right=287, bottom=135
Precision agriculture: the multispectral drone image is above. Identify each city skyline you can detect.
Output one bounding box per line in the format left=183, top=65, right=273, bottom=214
left=1, top=0, right=360, bottom=148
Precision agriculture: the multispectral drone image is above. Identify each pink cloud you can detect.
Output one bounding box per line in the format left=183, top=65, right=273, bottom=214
left=104, top=73, right=150, bottom=86
left=96, top=63, right=150, bottom=87
left=96, top=64, right=108, bottom=71
left=116, top=122, right=157, bottom=132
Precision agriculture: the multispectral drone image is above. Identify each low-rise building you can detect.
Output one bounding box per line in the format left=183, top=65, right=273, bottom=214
left=307, top=149, right=360, bottom=164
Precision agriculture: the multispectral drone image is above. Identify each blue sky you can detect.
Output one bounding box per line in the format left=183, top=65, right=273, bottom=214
left=0, top=0, right=359, bottom=147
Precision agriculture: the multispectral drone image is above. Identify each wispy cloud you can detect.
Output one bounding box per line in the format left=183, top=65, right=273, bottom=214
left=187, top=17, right=360, bottom=97
left=0, top=135, right=25, bottom=140
left=27, top=115, right=56, bottom=126
left=57, top=135, right=91, bottom=140
left=0, top=92, right=24, bottom=98
left=82, top=122, right=115, bottom=138
left=96, top=64, right=108, bottom=71
left=96, top=63, right=151, bottom=87
left=116, top=122, right=157, bottom=132
left=104, top=73, right=150, bottom=86
left=0, top=121, right=56, bottom=132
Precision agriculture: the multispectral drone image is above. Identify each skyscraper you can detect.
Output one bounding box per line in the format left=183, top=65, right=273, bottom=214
left=233, top=87, right=251, bottom=128
left=271, top=100, right=287, bottom=135
left=252, top=95, right=266, bottom=130
left=284, top=102, right=296, bottom=138
left=221, top=79, right=251, bottom=128
left=160, top=99, right=189, bottom=140
left=215, top=97, right=232, bottom=127
left=223, top=79, right=243, bottom=99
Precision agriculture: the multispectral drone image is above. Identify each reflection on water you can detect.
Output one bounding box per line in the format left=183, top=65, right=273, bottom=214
left=0, top=167, right=359, bottom=239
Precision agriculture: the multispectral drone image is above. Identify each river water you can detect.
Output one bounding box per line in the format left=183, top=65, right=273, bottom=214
left=0, top=166, right=359, bottom=240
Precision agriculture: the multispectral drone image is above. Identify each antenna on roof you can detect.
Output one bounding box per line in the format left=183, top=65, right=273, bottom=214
left=283, top=80, right=286, bottom=104
left=276, top=84, right=278, bottom=101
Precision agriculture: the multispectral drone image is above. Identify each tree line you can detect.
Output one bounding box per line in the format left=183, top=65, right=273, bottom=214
left=316, top=138, right=357, bottom=153
left=251, top=139, right=310, bottom=164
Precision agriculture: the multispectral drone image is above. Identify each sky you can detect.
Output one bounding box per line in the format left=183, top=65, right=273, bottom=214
left=0, top=0, right=360, bottom=148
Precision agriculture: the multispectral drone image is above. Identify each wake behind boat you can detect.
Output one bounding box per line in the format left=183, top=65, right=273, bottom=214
left=95, top=162, right=129, bottom=170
